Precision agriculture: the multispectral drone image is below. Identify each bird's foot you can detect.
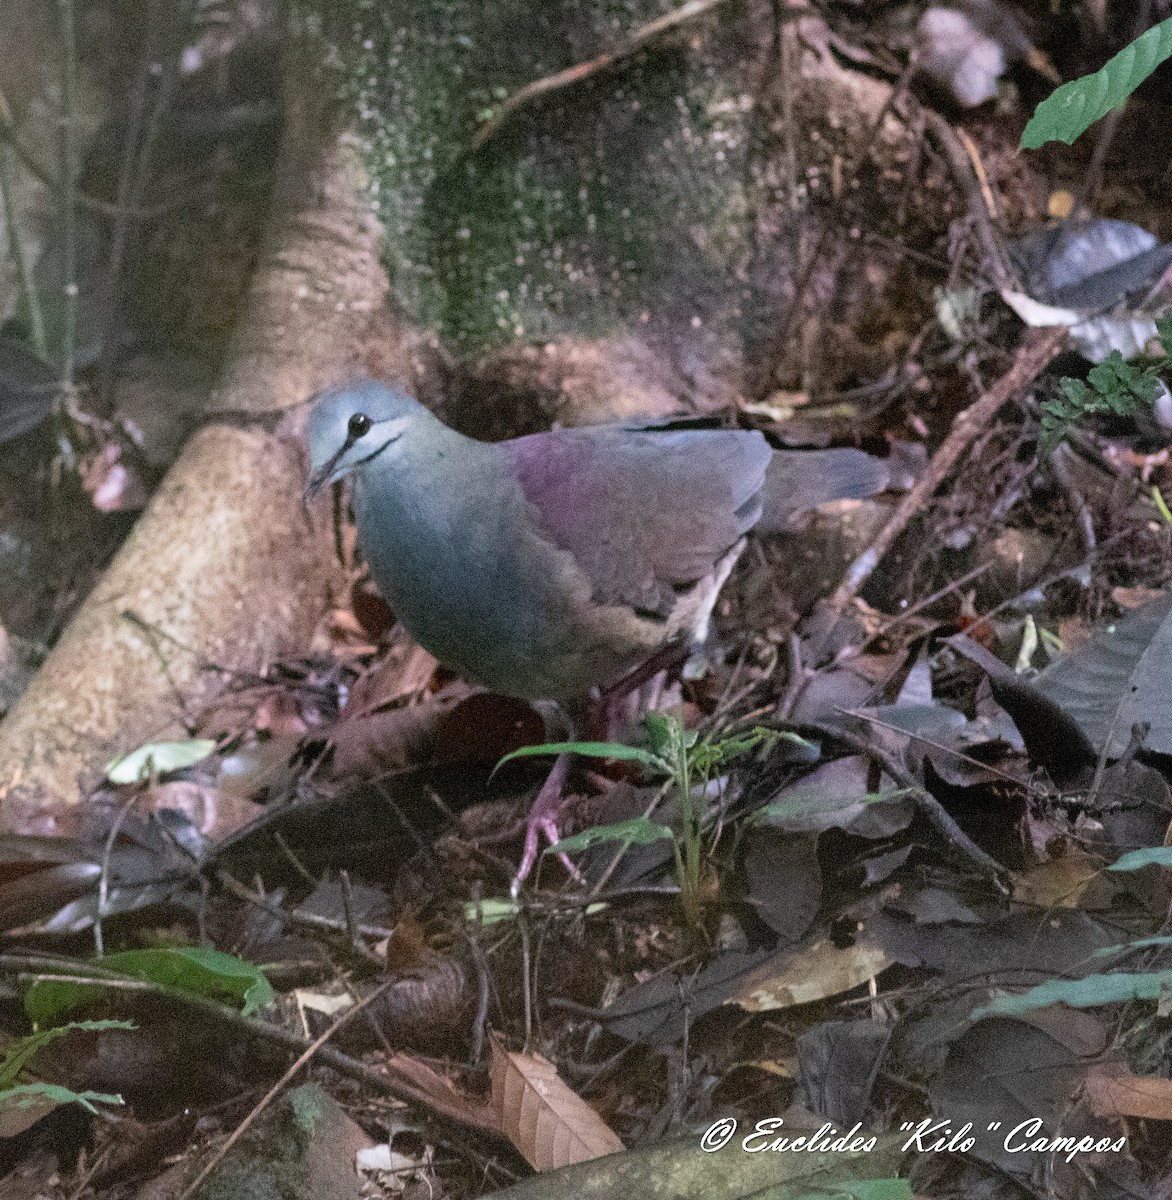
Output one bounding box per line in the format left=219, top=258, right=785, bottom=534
left=510, top=753, right=586, bottom=896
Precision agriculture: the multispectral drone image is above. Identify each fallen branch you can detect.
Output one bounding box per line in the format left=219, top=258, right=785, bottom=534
left=0, top=952, right=503, bottom=1140
left=790, top=719, right=1010, bottom=886
left=173, top=979, right=399, bottom=1200
left=807, top=326, right=1068, bottom=658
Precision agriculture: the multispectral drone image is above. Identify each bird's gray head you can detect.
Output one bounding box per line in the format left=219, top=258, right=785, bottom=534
left=306, top=378, right=428, bottom=497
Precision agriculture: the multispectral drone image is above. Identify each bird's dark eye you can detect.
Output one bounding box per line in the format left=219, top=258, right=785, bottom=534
left=348, top=412, right=372, bottom=439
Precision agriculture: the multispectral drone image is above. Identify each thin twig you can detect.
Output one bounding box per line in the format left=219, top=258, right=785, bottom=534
left=1050, top=443, right=1097, bottom=558
left=790, top=718, right=1009, bottom=887
left=0, top=143, right=46, bottom=355
left=919, top=107, right=1014, bottom=292
left=841, top=706, right=1036, bottom=792
left=271, top=831, right=320, bottom=888
left=94, top=792, right=141, bottom=958
left=217, top=870, right=396, bottom=942
left=519, top=913, right=533, bottom=1052
left=173, top=980, right=397, bottom=1200
left=465, top=920, right=492, bottom=1065
left=777, top=631, right=806, bottom=720
left=95, top=0, right=165, bottom=415
left=337, top=868, right=383, bottom=964
left=469, top=0, right=738, bottom=152
left=855, top=562, right=991, bottom=651
left=807, top=328, right=1068, bottom=659
left=1080, top=0, right=1153, bottom=213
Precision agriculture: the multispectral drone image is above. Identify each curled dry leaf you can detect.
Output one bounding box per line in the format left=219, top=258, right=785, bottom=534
left=490, top=1038, right=624, bottom=1172
left=363, top=954, right=470, bottom=1047
left=729, top=941, right=890, bottom=1012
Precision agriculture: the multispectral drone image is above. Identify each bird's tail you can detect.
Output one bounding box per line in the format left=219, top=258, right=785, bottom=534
left=758, top=448, right=889, bottom=531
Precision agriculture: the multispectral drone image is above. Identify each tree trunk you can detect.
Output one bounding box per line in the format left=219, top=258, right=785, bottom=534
left=0, top=19, right=400, bottom=831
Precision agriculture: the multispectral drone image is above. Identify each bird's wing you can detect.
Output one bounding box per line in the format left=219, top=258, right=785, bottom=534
left=504, top=426, right=771, bottom=617
left=758, top=447, right=890, bottom=530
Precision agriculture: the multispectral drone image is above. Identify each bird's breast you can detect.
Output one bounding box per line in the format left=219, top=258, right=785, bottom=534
left=353, top=467, right=596, bottom=697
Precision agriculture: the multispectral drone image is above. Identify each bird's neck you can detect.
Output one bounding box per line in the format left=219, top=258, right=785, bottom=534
left=353, top=421, right=499, bottom=537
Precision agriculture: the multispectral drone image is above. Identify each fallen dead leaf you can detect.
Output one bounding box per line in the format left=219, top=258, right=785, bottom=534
left=383, top=1052, right=498, bottom=1135
left=1086, top=1065, right=1172, bottom=1120
left=1110, top=585, right=1167, bottom=611
left=490, top=1038, right=624, bottom=1171
left=1013, top=847, right=1112, bottom=910
left=729, top=940, right=890, bottom=1012
left=344, top=641, right=439, bottom=719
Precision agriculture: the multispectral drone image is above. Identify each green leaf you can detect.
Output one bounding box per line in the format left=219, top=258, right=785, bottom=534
left=691, top=727, right=779, bottom=774
left=105, top=738, right=216, bottom=784
left=643, top=710, right=678, bottom=756
left=1022, top=17, right=1172, bottom=148
left=1155, top=311, right=1172, bottom=355
left=0, top=1020, right=134, bottom=1090
left=1108, top=846, right=1172, bottom=871
left=1152, top=486, right=1172, bottom=527
left=544, top=816, right=674, bottom=855
left=495, top=741, right=669, bottom=774
left=25, top=947, right=273, bottom=1026
left=818, top=1183, right=912, bottom=1200
left=1058, top=376, right=1090, bottom=407
left=0, top=1082, right=123, bottom=1115
left=1093, top=934, right=1172, bottom=958
left=464, top=896, right=522, bottom=925
left=972, top=970, right=1172, bottom=1018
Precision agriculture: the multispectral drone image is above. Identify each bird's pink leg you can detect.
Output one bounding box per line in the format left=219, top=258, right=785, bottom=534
left=510, top=656, right=683, bottom=894
left=511, top=752, right=585, bottom=895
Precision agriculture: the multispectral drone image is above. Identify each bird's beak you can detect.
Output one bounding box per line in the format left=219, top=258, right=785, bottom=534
left=304, top=415, right=412, bottom=500
left=305, top=447, right=347, bottom=500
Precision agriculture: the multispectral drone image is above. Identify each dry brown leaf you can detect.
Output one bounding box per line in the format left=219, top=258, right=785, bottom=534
left=344, top=642, right=440, bottom=719
left=849, top=652, right=904, bottom=685
left=327, top=696, right=460, bottom=777
left=148, top=780, right=263, bottom=839
left=1086, top=1065, right=1172, bottom=1120
left=251, top=690, right=309, bottom=739
left=490, top=1039, right=624, bottom=1171
left=328, top=688, right=544, bottom=778
left=1056, top=616, right=1093, bottom=657
left=309, top=606, right=379, bottom=659
left=1012, top=848, right=1112, bottom=910
left=383, top=1052, right=498, bottom=1135
left=729, top=940, right=890, bottom=1012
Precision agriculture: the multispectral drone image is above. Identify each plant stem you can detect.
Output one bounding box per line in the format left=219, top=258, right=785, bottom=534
left=57, top=0, right=78, bottom=385
left=674, top=725, right=701, bottom=926
left=0, top=146, right=46, bottom=356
